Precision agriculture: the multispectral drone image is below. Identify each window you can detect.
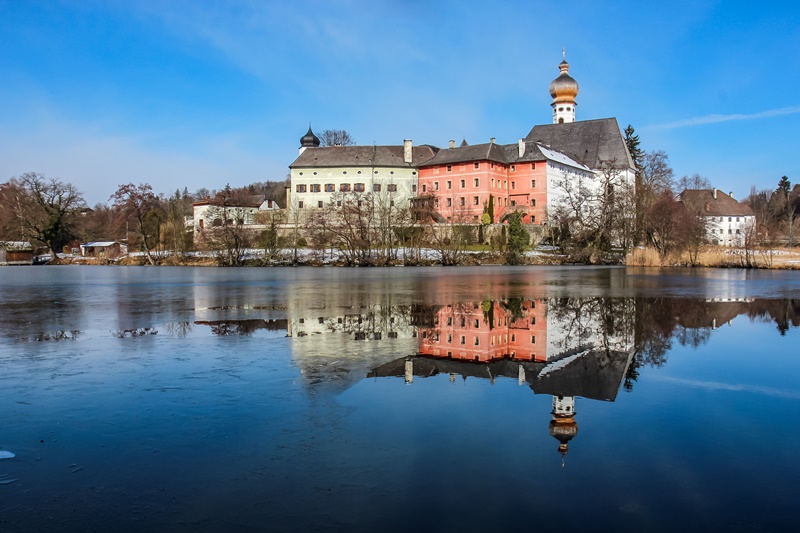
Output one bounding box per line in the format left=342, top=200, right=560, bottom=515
left=340, top=183, right=351, bottom=192
left=434, top=182, right=439, bottom=191
left=336, top=201, right=342, bottom=207
left=447, top=317, right=452, bottom=326
left=412, top=185, right=417, bottom=192
left=531, top=199, right=536, bottom=207
left=354, top=183, right=365, bottom=192
left=447, top=165, right=452, bottom=172
left=311, top=184, right=321, bottom=193
left=461, top=179, right=466, bottom=188
left=736, top=217, right=740, bottom=222
left=447, top=180, right=452, bottom=190
left=460, top=317, right=466, bottom=327
left=530, top=316, right=536, bottom=325
left=510, top=200, right=516, bottom=206
left=474, top=337, right=480, bottom=346
left=531, top=215, right=535, bottom=223
left=473, top=196, right=479, bottom=205
left=460, top=336, right=466, bottom=345
left=422, top=184, right=427, bottom=193
left=531, top=179, right=536, bottom=188
left=317, top=201, right=323, bottom=208
left=388, top=184, right=397, bottom=192
left=511, top=181, right=516, bottom=190
left=531, top=335, right=536, bottom=344
left=473, top=178, right=479, bottom=187
left=729, top=217, right=732, bottom=222
left=511, top=165, right=516, bottom=172
left=373, top=184, right=382, bottom=192
left=736, top=229, right=740, bottom=234
left=447, top=334, right=452, bottom=343
left=298, top=201, right=304, bottom=208
left=474, top=162, right=480, bottom=169
left=325, top=183, right=335, bottom=192
left=460, top=197, right=465, bottom=206
left=446, top=198, right=452, bottom=207
left=474, top=319, right=479, bottom=328
left=296, top=184, right=307, bottom=193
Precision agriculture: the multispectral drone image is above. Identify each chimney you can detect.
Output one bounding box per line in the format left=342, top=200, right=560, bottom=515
left=403, top=139, right=412, bottom=163
left=712, top=188, right=717, bottom=199
left=449, top=139, right=456, bottom=149
left=490, top=137, right=496, bottom=144
left=729, top=191, right=734, bottom=199
left=518, top=139, right=526, bottom=158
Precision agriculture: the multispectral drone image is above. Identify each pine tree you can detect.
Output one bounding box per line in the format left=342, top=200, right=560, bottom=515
left=624, top=125, right=643, bottom=170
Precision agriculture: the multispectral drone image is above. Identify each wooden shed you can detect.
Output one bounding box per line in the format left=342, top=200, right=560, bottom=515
left=0, top=241, right=34, bottom=265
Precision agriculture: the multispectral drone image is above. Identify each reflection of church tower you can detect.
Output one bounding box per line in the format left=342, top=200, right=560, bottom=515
left=549, top=395, right=578, bottom=461
left=549, top=51, right=579, bottom=124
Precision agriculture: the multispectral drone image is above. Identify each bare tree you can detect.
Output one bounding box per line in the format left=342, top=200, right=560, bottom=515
left=318, top=129, right=356, bottom=147
left=3, top=172, right=84, bottom=262
left=676, top=173, right=711, bottom=191
left=111, top=183, right=161, bottom=265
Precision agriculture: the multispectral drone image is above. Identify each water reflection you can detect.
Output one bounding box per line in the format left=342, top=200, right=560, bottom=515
left=2, top=267, right=800, bottom=531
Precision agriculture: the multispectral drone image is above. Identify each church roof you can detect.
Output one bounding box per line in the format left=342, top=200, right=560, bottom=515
left=525, top=118, right=634, bottom=170
left=679, top=189, right=755, bottom=217
left=290, top=145, right=438, bottom=169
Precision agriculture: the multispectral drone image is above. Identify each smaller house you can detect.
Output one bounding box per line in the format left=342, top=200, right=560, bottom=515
left=680, top=189, right=755, bottom=246
left=191, top=194, right=281, bottom=240
left=0, top=241, right=34, bottom=265
left=80, top=241, right=127, bottom=258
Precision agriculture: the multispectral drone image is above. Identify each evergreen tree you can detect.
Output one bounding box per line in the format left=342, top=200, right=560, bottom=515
left=624, top=125, right=643, bottom=170
left=505, top=211, right=528, bottom=265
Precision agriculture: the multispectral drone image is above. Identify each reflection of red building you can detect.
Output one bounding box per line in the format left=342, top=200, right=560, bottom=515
left=419, top=299, right=547, bottom=362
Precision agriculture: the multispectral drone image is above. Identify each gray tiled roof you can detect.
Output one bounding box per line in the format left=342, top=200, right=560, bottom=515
left=525, top=117, right=634, bottom=170
left=679, top=189, right=755, bottom=217
left=419, top=142, right=510, bottom=166
left=290, top=145, right=438, bottom=168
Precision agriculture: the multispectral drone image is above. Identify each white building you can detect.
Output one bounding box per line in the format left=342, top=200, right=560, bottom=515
left=288, top=127, right=438, bottom=217
left=679, top=188, right=756, bottom=246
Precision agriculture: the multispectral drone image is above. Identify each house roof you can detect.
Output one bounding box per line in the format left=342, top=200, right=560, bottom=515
left=421, top=139, right=589, bottom=171
left=289, top=145, right=439, bottom=169
left=679, top=189, right=755, bottom=217
left=419, top=141, right=509, bottom=166
left=192, top=194, right=268, bottom=208
left=82, top=241, right=119, bottom=247
left=0, top=241, right=33, bottom=251
left=525, top=117, right=634, bottom=170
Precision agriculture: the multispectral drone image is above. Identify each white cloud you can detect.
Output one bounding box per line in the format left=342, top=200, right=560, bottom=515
left=648, top=106, right=800, bottom=130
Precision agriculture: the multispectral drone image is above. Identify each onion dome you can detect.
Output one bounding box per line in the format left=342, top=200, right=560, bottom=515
left=549, top=59, right=579, bottom=104
left=300, top=124, right=320, bottom=148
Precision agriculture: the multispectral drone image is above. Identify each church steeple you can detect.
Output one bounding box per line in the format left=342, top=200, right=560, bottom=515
left=299, top=123, right=320, bottom=155
left=549, top=50, right=579, bottom=124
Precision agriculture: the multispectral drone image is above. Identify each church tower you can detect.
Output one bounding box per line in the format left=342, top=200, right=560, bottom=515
left=549, top=51, right=579, bottom=124
left=298, top=124, right=320, bottom=155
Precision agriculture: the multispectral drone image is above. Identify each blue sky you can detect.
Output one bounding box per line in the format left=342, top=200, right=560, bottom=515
left=1, top=0, right=799, bottom=206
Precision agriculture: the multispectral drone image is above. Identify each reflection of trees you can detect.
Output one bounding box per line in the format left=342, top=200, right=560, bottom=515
left=196, top=319, right=287, bottom=336
left=546, top=297, right=635, bottom=356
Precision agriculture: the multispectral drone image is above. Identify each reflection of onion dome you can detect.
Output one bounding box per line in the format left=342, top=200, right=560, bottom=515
left=549, top=59, right=579, bottom=103
left=300, top=124, right=320, bottom=148
left=549, top=417, right=578, bottom=456
left=550, top=394, right=578, bottom=459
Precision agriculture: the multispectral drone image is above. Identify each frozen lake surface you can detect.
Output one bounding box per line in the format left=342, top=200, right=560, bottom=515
left=1, top=266, right=800, bottom=531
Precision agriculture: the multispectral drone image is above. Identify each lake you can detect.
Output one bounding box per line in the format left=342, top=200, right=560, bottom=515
left=1, top=266, right=799, bottom=532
